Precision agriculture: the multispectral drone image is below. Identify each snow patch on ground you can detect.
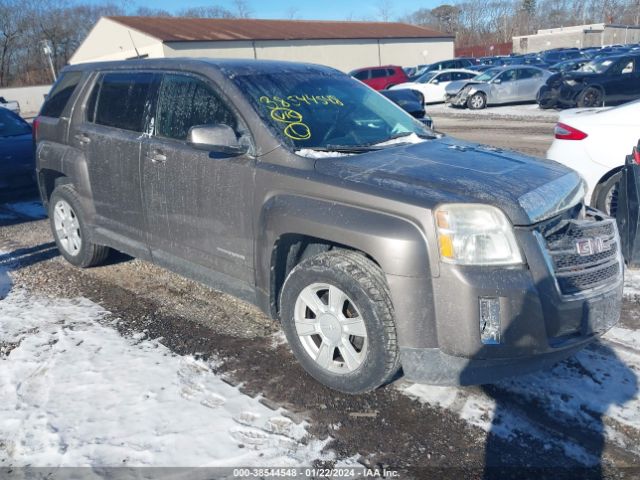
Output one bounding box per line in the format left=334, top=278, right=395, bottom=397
left=428, top=103, right=560, bottom=121
left=624, top=268, right=640, bottom=298
left=401, top=332, right=640, bottom=465
left=0, top=279, right=336, bottom=467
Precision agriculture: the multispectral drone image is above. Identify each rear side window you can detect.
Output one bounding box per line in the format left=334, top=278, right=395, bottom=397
left=40, top=71, right=83, bottom=118
left=92, top=72, right=156, bottom=132
left=353, top=70, right=369, bottom=80
left=371, top=69, right=388, bottom=79
left=155, top=73, right=237, bottom=141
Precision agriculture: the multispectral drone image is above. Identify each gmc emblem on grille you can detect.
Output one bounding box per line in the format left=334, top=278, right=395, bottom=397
left=575, top=237, right=607, bottom=256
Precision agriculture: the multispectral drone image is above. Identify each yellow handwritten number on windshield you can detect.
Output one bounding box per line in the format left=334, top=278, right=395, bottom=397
left=260, top=97, right=311, bottom=141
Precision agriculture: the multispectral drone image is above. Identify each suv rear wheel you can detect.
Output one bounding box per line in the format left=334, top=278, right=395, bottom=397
left=279, top=250, right=400, bottom=393
left=49, top=185, right=110, bottom=267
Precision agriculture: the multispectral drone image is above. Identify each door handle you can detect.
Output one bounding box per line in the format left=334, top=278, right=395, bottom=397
left=148, top=150, right=167, bottom=164
left=74, top=133, right=91, bottom=145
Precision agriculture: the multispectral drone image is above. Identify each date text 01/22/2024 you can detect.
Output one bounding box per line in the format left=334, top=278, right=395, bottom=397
left=232, top=467, right=401, bottom=478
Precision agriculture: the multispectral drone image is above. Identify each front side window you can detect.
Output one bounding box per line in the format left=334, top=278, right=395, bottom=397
left=370, top=69, right=388, bottom=79
left=498, top=69, right=518, bottom=82
left=155, top=73, right=237, bottom=141
left=40, top=71, right=83, bottom=118
left=92, top=72, right=156, bottom=132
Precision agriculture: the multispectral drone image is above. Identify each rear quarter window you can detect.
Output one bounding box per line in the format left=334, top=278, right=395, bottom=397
left=40, top=71, right=83, bottom=118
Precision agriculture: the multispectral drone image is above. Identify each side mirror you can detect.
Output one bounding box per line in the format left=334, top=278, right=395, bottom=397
left=187, top=124, right=247, bottom=156
left=431, top=79, right=439, bottom=85
left=493, top=78, right=502, bottom=84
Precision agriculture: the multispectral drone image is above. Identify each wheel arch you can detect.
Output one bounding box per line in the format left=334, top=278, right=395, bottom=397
left=256, top=195, right=433, bottom=320
left=591, top=166, right=624, bottom=206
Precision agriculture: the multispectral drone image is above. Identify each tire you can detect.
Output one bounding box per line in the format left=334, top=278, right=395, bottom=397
left=594, top=172, right=622, bottom=217
left=577, top=87, right=604, bottom=108
left=279, top=250, right=400, bottom=394
left=49, top=184, right=110, bottom=268
left=467, top=92, right=486, bottom=110
left=537, top=87, right=556, bottom=109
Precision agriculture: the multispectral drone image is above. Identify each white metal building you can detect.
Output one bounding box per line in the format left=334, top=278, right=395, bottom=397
left=513, top=23, right=640, bottom=54
left=69, top=16, right=455, bottom=71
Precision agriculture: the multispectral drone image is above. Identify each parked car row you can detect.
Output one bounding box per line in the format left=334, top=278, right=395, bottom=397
left=350, top=43, right=640, bottom=110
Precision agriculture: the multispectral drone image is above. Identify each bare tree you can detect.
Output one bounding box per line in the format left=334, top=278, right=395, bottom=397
left=376, top=0, right=393, bottom=21
left=233, top=0, right=252, bottom=18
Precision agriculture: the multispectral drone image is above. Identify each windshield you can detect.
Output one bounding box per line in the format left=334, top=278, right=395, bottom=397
left=415, top=71, right=438, bottom=84
left=580, top=58, right=615, bottom=73
left=473, top=68, right=502, bottom=82
left=232, top=71, right=431, bottom=151
left=0, top=109, right=31, bottom=137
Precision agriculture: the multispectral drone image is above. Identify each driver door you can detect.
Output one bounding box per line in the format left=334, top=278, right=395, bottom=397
left=492, top=69, right=518, bottom=103
left=141, top=72, right=256, bottom=285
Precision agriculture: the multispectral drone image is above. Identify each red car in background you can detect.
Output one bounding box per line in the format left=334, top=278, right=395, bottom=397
left=349, top=65, right=408, bottom=91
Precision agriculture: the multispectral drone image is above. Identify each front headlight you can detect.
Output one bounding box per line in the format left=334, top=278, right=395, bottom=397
left=435, top=204, right=524, bottom=266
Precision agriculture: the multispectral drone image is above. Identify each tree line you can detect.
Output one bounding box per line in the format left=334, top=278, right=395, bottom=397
left=0, top=0, right=251, bottom=87
left=2, top=0, right=640, bottom=87
left=398, top=0, right=640, bottom=49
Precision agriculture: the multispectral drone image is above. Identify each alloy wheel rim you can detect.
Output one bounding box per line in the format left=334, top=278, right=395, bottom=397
left=471, top=95, right=484, bottom=108
left=294, top=283, right=368, bottom=374
left=53, top=200, right=82, bottom=256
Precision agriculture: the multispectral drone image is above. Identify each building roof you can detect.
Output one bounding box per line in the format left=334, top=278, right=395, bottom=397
left=107, top=16, right=453, bottom=42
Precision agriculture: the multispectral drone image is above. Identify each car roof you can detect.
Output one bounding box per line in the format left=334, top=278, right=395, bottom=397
left=64, top=57, right=343, bottom=77
left=430, top=68, right=477, bottom=74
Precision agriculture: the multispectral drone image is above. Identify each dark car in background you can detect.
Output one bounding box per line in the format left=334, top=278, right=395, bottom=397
left=548, top=58, right=590, bottom=73
left=350, top=65, right=408, bottom=91
left=0, top=107, right=34, bottom=190
left=538, top=53, right=640, bottom=108
left=380, top=88, right=434, bottom=128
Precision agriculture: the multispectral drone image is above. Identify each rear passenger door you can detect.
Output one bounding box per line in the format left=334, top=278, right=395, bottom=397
left=72, top=71, right=160, bottom=256
left=141, top=72, right=256, bottom=286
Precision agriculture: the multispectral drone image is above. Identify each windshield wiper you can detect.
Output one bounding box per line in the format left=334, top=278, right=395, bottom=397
left=316, top=145, right=384, bottom=153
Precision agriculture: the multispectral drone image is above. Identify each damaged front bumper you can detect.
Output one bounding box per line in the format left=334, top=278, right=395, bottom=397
left=445, top=88, right=473, bottom=107
left=401, top=207, right=623, bottom=385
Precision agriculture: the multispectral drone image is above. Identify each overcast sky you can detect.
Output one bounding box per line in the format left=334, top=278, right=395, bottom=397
left=126, top=0, right=444, bottom=21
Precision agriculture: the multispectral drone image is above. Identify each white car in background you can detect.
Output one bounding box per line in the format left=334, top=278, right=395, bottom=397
left=0, top=96, right=20, bottom=115
left=390, top=69, right=477, bottom=104
left=547, top=99, right=640, bottom=215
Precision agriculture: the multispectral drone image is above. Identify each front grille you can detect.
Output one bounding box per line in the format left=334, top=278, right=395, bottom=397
left=541, top=215, right=621, bottom=296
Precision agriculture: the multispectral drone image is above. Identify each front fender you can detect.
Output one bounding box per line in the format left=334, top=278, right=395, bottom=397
left=257, top=195, right=432, bottom=283
left=256, top=194, right=439, bottom=349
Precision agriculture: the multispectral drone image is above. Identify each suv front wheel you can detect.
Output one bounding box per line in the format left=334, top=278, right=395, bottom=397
left=49, top=185, right=110, bottom=268
left=279, top=250, right=400, bottom=393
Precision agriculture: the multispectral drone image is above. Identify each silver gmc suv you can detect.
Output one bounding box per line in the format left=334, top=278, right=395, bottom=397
left=34, top=59, right=623, bottom=393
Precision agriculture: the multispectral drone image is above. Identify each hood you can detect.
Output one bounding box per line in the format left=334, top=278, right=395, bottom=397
left=562, top=71, right=598, bottom=81
left=314, top=136, right=584, bottom=226
left=445, top=79, right=483, bottom=94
